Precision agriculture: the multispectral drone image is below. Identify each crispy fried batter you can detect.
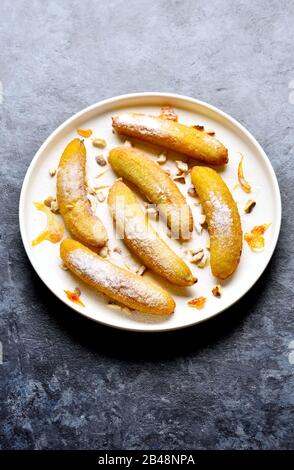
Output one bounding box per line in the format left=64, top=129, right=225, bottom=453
left=112, top=113, right=228, bottom=166
left=108, top=147, right=193, bottom=240
left=60, top=239, right=175, bottom=315
left=191, top=166, right=242, bottom=279
left=57, top=139, right=107, bottom=248
left=108, top=181, right=196, bottom=286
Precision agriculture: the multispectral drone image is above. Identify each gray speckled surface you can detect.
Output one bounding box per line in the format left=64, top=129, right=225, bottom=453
left=0, top=0, right=293, bottom=450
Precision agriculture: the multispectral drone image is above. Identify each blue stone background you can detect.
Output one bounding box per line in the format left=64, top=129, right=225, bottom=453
left=0, top=0, right=293, bottom=450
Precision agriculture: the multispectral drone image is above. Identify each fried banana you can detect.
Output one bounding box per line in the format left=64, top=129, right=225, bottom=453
left=60, top=239, right=175, bottom=315
left=108, top=147, right=193, bottom=240
left=57, top=139, right=108, bottom=248
left=112, top=113, right=228, bottom=166
left=191, top=167, right=242, bottom=279
left=108, top=180, right=196, bottom=286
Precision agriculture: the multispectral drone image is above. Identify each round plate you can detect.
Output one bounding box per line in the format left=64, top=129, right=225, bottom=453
left=19, top=93, right=281, bottom=332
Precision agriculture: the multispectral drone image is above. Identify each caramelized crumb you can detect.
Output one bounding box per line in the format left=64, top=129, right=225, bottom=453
left=77, top=128, right=92, bottom=138
left=238, top=154, right=251, bottom=193
left=212, top=285, right=222, bottom=297
left=251, top=224, right=270, bottom=235
left=32, top=202, right=64, bottom=246
left=244, top=224, right=270, bottom=251
left=64, top=289, right=85, bottom=307
left=188, top=297, right=206, bottom=309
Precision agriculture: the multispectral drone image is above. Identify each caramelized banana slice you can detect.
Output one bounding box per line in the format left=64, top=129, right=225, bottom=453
left=60, top=239, right=175, bottom=315
left=108, top=147, right=193, bottom=240
left=191, top=167, right=242, bottom=279
left=57, top=139, right=107, bottom=248
left=112, top=113, right=228, bottom=166
left=108, top=181, right=196, bottom=286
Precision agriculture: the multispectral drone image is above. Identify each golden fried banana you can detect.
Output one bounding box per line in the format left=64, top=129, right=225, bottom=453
left=60, top=239, right=175, bottom=315
left=108, top=181, right=196, bottom=286
left=191, top=167, right=242, bottom=279
left=57, top=139, right=107, bottom=248
left=112, top=113, right=228, bottom=166
left=108, top=147, right=193, bottom=240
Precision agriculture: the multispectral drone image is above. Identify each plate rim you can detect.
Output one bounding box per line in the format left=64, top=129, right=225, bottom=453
left=19, top=92, right=282, bottom=333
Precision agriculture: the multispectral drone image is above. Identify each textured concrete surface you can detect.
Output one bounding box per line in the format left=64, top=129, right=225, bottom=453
left=0, top=0, right=293, bottom=450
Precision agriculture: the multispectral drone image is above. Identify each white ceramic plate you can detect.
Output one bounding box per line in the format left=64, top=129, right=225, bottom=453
left=19, top=93, right=281, bottom=332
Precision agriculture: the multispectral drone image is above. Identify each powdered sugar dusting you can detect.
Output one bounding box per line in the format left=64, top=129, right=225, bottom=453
left=125, top=217, right=181, bottom=278
left=209, top=192, right=233, bottom=233
left=114, top=113, right=164, bottom=137
left=111, top=195, right=192, bottom=282
left=58, top=161, right=84, bottom=199
left=68, top=248, right=166, bottom=307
